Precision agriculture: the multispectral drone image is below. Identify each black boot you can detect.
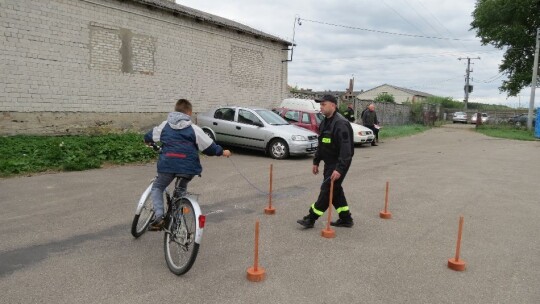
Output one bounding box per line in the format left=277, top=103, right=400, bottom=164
left=330, top=216, right=354, bottom=228
left=297, top=215, right=316, bottom=228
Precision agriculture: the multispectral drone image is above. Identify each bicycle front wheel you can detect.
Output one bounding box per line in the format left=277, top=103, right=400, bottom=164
left=164, top=198, right=200, bottom=275
left=131, top=185, right=155, bottom=238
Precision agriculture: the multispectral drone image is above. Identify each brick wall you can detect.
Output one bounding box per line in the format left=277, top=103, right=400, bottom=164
left=0, top=0, right=289, bottom=135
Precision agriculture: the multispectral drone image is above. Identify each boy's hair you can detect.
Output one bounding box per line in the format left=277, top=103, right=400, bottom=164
left=175, top=98, right=192, bottom=114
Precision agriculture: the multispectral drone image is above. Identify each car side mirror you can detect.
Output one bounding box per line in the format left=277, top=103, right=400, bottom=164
left=254, top=121, right=264, bottom=127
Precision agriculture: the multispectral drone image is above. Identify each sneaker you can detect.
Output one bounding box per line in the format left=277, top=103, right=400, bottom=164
left=297, top=216, right=315, bottom=228
left=148, top=216, right=165, bottom=231
left=330, top=218, right=354, bottom=228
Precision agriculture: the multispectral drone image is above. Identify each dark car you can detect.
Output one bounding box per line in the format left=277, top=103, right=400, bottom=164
left=508, top=114, right=536, bottom=127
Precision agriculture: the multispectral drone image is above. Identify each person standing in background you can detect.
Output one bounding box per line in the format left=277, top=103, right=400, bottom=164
left=361, top=103, right=380, bottom=146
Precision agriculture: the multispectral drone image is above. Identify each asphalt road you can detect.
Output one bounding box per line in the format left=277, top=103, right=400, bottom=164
left=1, top=124, right=539, bottom=304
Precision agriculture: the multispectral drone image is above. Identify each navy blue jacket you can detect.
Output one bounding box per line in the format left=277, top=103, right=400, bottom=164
left=144, top=112, right=223, bottom=175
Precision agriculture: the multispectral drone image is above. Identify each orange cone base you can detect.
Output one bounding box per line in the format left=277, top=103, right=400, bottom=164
left=321, top=228, right=336, bottom=238
left=246, top=266, right=266, bottom=282
left=264, top=207, right=276, bottom=215
left=379, top=211, right=392, bottom=219
left=447, top=258, right=466, bottom=271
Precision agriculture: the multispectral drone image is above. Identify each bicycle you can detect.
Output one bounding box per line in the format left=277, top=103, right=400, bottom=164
left=131, top=145, right=205, bottom=275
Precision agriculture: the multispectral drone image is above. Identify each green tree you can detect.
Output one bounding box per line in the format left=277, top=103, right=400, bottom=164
left=288, top=84, right=300, bottom=93
left=471, top=0, right=540, bottom=96
left=374, top=92, right=395, bottom=103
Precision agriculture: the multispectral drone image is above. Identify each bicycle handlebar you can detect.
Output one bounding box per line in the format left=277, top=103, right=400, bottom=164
left=144, top=141, right=161, bottom=152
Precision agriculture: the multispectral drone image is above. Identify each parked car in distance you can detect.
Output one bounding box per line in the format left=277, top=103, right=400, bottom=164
left=272, top=107, right=324, bottom=134
left=452, top=112, right=467, bottom=123
left=279, top=98, right=319, bottom=112
left=272, top=107, right=375, bottom=145
left=470, top=113, right=489, bottom=124
left=350, top=122, right=376, bottom=145
left=508, top=114, right=536, bottom=127
left=197, top=106, right=318, bottom=159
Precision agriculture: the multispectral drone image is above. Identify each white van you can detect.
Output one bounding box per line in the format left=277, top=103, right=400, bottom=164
left=279, top=98, right=320, bottom=112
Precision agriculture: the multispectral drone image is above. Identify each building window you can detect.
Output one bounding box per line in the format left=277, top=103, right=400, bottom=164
left=89, top=23, right=155, bottom=75
left=90, top=25, right=122, bottom=72
left=230, top=46, right=263, bottom=88
left=131, top=34, right=156, bottom=75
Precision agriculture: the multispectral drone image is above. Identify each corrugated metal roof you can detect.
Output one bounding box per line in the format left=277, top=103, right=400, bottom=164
left=358, top=84, right=434, bottom=97
left=128, top=0, right=291, bottom=45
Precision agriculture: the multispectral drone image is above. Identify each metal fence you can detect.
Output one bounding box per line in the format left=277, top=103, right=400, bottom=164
left=353, top=99, right=412, bottom=126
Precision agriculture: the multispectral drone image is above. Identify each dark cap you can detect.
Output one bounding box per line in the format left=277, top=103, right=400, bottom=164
left=315, top=94, right=337, bottom=104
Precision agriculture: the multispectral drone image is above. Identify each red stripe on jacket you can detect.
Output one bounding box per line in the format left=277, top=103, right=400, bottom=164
left=165, top=152, right=187, bottom=158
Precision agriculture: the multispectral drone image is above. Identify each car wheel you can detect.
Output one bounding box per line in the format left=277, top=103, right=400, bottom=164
left=268, top=139, right=289, bottom=159
left=203, top=129, right=215, bottom=141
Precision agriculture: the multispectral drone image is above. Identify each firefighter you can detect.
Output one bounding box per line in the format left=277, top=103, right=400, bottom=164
left=297, top=95, right=355, bottom=228
left=343, top=103, right=356, bottom=122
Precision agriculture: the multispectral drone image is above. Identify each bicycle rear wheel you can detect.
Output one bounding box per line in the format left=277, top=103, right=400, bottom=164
left=131, top=186, right=155, bottom=238
left=164, top=198, right=200, bottom=275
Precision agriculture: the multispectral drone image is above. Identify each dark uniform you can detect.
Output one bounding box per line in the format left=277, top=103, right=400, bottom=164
left=362, top=108, right=379, bottom=145
left=344, top=106, right=355, bottom=122
left=298, top=110, right=355, bottom=228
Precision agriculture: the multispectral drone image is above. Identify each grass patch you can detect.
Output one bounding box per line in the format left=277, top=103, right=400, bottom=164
left=1, top=124, right=432, bottom=177
left=379, top=124, right=430, bottom=139
left=475, top=124, right=537, bottom=141
left=0, top=133, right=156, bottom=177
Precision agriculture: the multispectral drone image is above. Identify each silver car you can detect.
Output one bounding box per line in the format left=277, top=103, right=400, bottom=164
left=197, top=106, right=318, bottom=159
left=470, top=113, right=489, bottom=124
left=452, top=112, right=467, bottom=123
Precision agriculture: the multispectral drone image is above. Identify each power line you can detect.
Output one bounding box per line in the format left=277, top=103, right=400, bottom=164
left=293, top=49, right=501, bottom=63
left=397, top=0, right=449, bottom=48
left=299, top=18, right=477, bottom=41
left=415, top=0, right=468, bottom=49
left=472, top=72, right=505, bottom=83
left=382, top=0, right=430, bottom=38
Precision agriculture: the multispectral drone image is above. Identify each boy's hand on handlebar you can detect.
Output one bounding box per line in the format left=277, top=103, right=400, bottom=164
left=222, top=150, right=232, bottom=158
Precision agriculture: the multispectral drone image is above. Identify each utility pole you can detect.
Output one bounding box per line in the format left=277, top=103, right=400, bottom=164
left=527, top=28, right=540, bottom=131
left=458, top=57, right=480, bottom=111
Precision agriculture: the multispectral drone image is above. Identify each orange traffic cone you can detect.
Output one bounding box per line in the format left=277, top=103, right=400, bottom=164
left=379, top=181, right=392, bottom=219
left=321, top=180, right=336, bottom=238
left=247, top=220, right=266, bottom=281
left=264, top=164, right=275, bottom=215
left=448, top=216, right=466, bottom=271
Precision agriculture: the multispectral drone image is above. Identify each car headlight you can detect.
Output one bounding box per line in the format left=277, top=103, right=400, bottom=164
left=291, top=135, right=307, bottom=141
left=358, top=131, right=367, bottom=136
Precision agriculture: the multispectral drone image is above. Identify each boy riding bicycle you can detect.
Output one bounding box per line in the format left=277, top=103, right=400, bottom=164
left=144, top=98, right=231, bottom=231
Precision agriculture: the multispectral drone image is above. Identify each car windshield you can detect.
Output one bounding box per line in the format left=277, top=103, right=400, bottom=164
left=255, top=109, right=289, bottom=125
left=455, top=112, right=465, bottom=115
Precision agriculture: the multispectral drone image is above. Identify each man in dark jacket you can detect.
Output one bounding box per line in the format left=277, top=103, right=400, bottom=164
left=144, top=98, right=231, bottom=230
left=361, top=103, right=379, bottom=146
left=343, top=103, right=356, bottom=122
left=297, top=95, right=355, bottom=228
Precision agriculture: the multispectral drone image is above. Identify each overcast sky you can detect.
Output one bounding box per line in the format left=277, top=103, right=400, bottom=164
left=177, top=0, right=537, bottom=108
